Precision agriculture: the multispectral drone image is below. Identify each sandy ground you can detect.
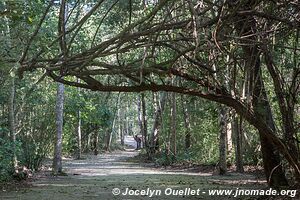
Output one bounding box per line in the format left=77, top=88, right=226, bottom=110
left=0, top=136, right=270, bottom=200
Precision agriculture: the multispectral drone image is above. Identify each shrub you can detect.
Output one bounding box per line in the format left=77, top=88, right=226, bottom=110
left=0, top=138, right=21, bottom=182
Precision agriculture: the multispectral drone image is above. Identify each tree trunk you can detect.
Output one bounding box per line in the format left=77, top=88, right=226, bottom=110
left=5, top=1, right=17, bottom=169
left=104, top=125, right=112, bottom=152
left=170, top=92, right=177, bottom=157
left=138, top=93, right=148, bottom=149
left=125, top=100, right=130, bottom=135
left=76, top=78, right=82, bottom=159
left=107, top=107, right=118, bottom=151
left=76, top=109, right=82, bottom=159
left=117, top=96, right=125, bottom=146
left=104, top=93, right=120, bottom=151
left=107, top=93, right=121, bottom=151
left=93, top=126, right=99, bottom=155
left=137, top=94, right=143, bottom=143
left=120, top=124, right=124, bottom=146
left=150, top=92, right=167, bottom=155
left=264, top=52, right=299, bottom=161
left=234, top=1, right=288, bottom=186
left=141, top=93, right=147, bottom=148
left=104, top=130, right=112, bottom=152
left=253, top=69, right=289, bottom=186
left=233, top=114, right=244, bottom=173
left=218, top=106, right=227, bottom=175
left=87, top=131, right=91, bottom=151
left=181, top=96, right=191, bottom=150
left=227, top=113, right=233, bottom=164
left=53, top=0, right=67, bottom=173
left=9, top=77, right=17, bottom=168
left=53, top=82, right=64, bottom=174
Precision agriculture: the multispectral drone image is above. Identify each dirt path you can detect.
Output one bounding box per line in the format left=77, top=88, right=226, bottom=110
left=0, top=138, right=267, bottom=200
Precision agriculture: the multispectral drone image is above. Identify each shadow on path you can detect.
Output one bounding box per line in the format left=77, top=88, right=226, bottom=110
left=0, top=141, right=267, bottom=200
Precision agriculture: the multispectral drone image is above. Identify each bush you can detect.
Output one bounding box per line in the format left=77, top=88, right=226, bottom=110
left=0, top=137, right=49, bottom=182
left=21, top=142, right=45, bottom=171
left=154, top=148, right=176, bottom=166
left=0, top=138, right=21, bottom=182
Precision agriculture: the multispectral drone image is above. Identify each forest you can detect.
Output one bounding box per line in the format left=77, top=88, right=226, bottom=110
left=0, top=0, right=299, bottom=199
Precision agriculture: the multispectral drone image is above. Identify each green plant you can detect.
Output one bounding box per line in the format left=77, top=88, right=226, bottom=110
left=154, top=147, right=176, bottom=167
left=0, top=138, right=22, bottom=182
left=21, top=141, right=47, bottom=171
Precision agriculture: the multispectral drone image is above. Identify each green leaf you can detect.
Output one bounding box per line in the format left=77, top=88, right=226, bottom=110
left=10, top=70, right=15, bottom=78
left=27, top=16, right=33, bottom=24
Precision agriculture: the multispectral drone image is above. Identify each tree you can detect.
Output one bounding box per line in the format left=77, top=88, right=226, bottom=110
left=218, top=106, right=227, bottom=175
left=232, top=0, right=288, bottom=185
left=53, top=0, right=67, bottom=174
left=75, top=79, right=82, bottom=159
left=3, top=0, right=19, bottom=170
left=53, top=83, right=64, bottom=174
left=233, top=114, right=244, bottom=173
left=170, top=91, right=177, bottom=157
left=150, top=92, right=167, bottom=155
left=104, top=92, right=120, bottom=151
left=181, top=95, right=191, bottom=151
left=137, top=93, right=148, bottom=148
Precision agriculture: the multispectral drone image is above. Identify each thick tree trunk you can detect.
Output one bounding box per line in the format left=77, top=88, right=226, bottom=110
left=53, top=82, right=64, bottom=174
left=218, top=106, right=227, bottom=175
left=264, top=52, right=299, bottom=161
left=233, top=114, right=244, bottom=173
left=233, top=116, right=244, bottom=173
left=233, top=1, right=288, bottom=186
left=104, top=130, right=112, bottom=151
left=253, top=67, right=289, bottom=186
left=247, top=42, right=288, bottom=187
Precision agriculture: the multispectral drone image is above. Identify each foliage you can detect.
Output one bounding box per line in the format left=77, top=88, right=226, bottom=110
left=153, top=152, right=173, bottom=167
left=0, top=138, right=22, bottom=182
left=20, top=136, right=51, bottom=171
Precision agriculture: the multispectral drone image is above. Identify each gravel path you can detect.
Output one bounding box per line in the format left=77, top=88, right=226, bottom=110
left=0, top=136, right=267, bottom=200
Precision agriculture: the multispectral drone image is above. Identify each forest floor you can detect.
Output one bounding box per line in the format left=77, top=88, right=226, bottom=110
left=0, top=137, right=294, bottom=200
